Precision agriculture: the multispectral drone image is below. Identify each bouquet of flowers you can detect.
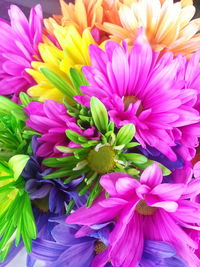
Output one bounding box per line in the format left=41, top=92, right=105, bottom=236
left=0, top=0, right=200, bottom=266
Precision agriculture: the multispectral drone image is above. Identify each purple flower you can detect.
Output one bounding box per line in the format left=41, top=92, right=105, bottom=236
left=75, top=29, right=200, bottom=162
left=22, top=137, right=87, bottom=214
left=0, top=5, right=43, bottom=102
left=30, top=216, right=114, bottom=267
left=140, top=240, right=187, bottom=267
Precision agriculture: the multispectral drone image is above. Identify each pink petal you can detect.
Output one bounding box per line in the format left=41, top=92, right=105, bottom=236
left=66, top=201, right=123, bottom=226
left=151, top=201, right=178, bottom=212
left=100, top=173, right=139, bottom=198
left=140, top=163, right=163, bottom=188
left=150, top=183, right=186, bottom=201
left=109, top=209, right=143, bottom=266
left=91, top=248, right=109, bottom=267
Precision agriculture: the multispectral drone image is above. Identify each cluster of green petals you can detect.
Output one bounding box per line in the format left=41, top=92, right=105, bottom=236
left=43, top=97, right=171, bottom=208
left=0, top=95, right=38, bottom=161
left=0, top=155, right=36, bottom=262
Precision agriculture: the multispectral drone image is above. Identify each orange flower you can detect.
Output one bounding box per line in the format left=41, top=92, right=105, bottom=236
left=97, top=0, right=200, bottom=55
left=44, top=0, right=104, bottom=35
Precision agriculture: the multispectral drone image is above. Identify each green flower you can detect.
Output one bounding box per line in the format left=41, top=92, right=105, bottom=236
left=0, top=155, right=37, bottom=261
left=0, top=96, right=39, bottom=161
left=43, top=97, right=149, bottom=208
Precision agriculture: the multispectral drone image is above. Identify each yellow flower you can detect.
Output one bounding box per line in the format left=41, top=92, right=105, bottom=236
left=97, top=0, right=200, bottom=55
left=27, top=24, right=96, bottom=102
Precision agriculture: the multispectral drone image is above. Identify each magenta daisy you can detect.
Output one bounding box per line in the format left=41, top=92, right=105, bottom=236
left=67, top=163, right=200, bottom=266
left=25, top=100, right=99, bottom=158
left=0, top=4, right=43, bottom=102
left=76, top=30, right=200, bottom=161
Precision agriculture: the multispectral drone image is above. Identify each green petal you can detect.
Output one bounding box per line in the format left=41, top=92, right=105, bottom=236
left=8, top=155, right=29, bottom=181
left=116, top=123, right=135, bottom=145
left=123, top=153, right=148, bottom=164
left=69, top=68, right=88, bottom=92
left=40, top=68, right=77, bottom=101
left=66, top=129, right=88, bottom=144
left=90, top=97, right=108, bottom=133
left=0, top=97, right=26, bottom=121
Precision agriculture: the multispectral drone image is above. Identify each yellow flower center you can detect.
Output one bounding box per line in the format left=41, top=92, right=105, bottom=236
left=87, top=146, right=116, bottom=174
left=135, top=200, right=156, bottom=216
left=94, top=241, right=107, bottom=254
left=33, top=195, right=49, bottom=213
left=123, top=96, right=143, bottom=114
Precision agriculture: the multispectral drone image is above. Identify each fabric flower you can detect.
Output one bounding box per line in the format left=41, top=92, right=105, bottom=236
left=0, top=4, right=43, bottom=102
left=67, top=163, right=200, bottom=266
left=24, top=100, right=98, bottom=158
left=76, top=30, right=200, bottom=161
left=97, top=0, right=200, bottom=55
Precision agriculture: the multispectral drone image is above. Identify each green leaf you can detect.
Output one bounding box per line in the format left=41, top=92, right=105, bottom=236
left=123, top=153, right=148, bottom=165
left=8, top=155, right=30, bottom=181
left=90, top=97, right=108, bottom=133
left=40, top=68, right=77, bottom=100
left=116, top=124, right=135, bottom=146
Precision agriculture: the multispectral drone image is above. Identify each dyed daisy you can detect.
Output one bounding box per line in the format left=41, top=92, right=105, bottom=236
left=76, top=30, right=200, bottom=161
left=24, top=100, right=99, bottom=158
left=44, top=0, right=104, bottom=35
left=97, top=0, right=200, bottom=55
left=42, top=97, right=159, bottom=207
left=67, top=163, right=200, bottom=266
left=26, top=24, right=96, bottom=102
left=0, top=4, right=43, bottom=102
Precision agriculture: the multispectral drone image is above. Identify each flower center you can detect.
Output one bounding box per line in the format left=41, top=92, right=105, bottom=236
left=33, top=196, right=49, bottom=213
left=94, top=241, right=107, bottom=254
left=135, top=200, right=156, bottom=216
left=87, top=146, right=116, bottom=174
left=123, top=96, right=143, bottom=114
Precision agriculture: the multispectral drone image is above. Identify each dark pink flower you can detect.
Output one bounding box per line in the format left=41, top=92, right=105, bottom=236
left=25, top=100, right=99, bottom=158
left=0, top=5, right=43, bottom=102
left=67, top=163, right=200, bottom=266
left=76, top=30, right=200, bottom=161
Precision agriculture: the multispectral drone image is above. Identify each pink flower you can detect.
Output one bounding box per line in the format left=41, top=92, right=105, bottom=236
left=67, top=163, right=200, bottom=266
left=76, top=30, right=200, bottom=161
left=0, top=5, right=43, bottom=102
left=25, top=100, right=99, bottom=158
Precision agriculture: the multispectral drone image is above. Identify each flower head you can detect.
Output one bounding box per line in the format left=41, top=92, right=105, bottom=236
left=24, top=100, right=74, bottom=158
left=26, top=24, right=96, bottom=102
left=77, top=30, right=200, bottom=161
left=43, top=97, right=153, bottom=207
left=30, top=216, right=114, bottom=267
left=0, top=5, right=43, bottom=102
left=67, top=163, right=200, bottom=266
left=97, top=0, right=200, bottom=55
left=45, top=0, right=104, bottom=35
left=22, top=137, right=87, bottom=215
